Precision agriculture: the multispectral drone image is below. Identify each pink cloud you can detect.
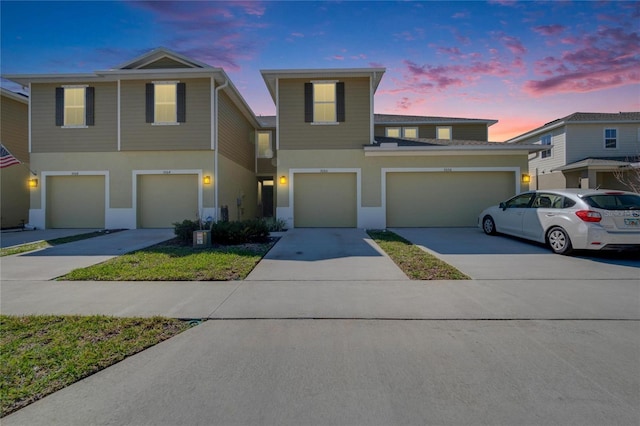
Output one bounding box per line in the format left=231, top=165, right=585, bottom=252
left=532, top=25, right=565, bottom=36
left=495, top=32, right=527, bottom=55
left=525, top=25, right=640, bottom=95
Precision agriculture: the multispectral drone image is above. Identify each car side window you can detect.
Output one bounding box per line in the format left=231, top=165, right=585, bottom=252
left=563, top=197, right=576, bottom=208
left=532, top=193, right=563, bottom=209
left=505, top=193, right=534, bottom=208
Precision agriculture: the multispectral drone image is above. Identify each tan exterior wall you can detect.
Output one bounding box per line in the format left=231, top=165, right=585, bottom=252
left=120, top=78, right=211, bottom=151
left=31, top=82, right=118, bottom=153
left=218, top=153, right=258, bottom=221
left=1, top=95, right=29, bottom=161
left=278, top=77, right=371, bottom=149
left=566, top=123, right=640, bottom=163
left=139, top=58, right=192, bottom=69
left=29, top=151, right=215, bottom=210
left=276, top=149, right=529, bottom=209
left=1, top=93, right=30, bottom=228
left=218, top=91, right=256, bottom=171
left=374, top=123, right=488, bottom=141
left=532, top=171, right=567, bottom=189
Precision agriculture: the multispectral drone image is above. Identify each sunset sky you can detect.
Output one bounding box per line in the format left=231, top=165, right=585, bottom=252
left=2, top=0, right=639, bottom=141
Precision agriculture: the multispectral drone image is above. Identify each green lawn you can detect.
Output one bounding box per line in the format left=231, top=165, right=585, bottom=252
left=367, top=230, right=469, bottom=280
left=0, top=315, right=190, bottom=417
left=0, top=230, right=122, bottom=257
left=61, top=239, right=275, bottom=281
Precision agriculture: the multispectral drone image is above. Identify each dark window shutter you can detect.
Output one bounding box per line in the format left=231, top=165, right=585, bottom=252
left=336, top=82, right=345, bottom=122
left=177, top=82, right=186, bottom=123
left=145, top=83, right=154, bottom=123
left=304, top=82, right=313, bottom=122
left=85, top=87, right=95, bottom=126
left=55, top=87, right=64, bottom=126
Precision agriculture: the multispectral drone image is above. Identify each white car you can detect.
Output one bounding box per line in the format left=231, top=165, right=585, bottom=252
left=478, top=189, right=640, bottom=254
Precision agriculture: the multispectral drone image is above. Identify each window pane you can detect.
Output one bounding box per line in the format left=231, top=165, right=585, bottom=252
left=314, top=83, right=335, bottom=102
left=436, top=127, right=451, bottom=140
left=403, top=128, right=418, bottom=138
left=386, top=128, right=400, bottom=137
left=64, top=88, right=85, bottom=126
left=258, top=132, right=272, bottom=158
left=314, top=103, right=336, bottom=123
left=155, top=83, right=177, bottom=123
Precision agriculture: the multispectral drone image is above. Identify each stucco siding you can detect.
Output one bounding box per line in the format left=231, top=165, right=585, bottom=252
left=1, top=165, right=30, bottom=228
left=120, top=78, right=211, bottom=151
left=218, top=153, right=257, bottom=221
left=532, top=171, right=567, bottom=190
left=31, top=82, right=118, bottom=153
left=218, top=91, right=256, bottom=172
left=278, top=77, right=371, bottom=149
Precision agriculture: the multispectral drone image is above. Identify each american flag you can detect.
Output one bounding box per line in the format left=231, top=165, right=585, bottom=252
left=1, top=144, right=21, bottom=168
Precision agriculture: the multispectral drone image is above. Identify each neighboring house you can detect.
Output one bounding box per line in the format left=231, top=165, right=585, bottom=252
left=1, top=88, right=30, bottom=228
left=507, top=112, right=640, bottom=191
left=4, top=48, right=261, bottom=229
left=260, top=68, right=542, bottom=228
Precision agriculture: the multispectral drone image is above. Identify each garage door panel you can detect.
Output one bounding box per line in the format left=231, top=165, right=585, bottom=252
left=47, top=176, right=105, bottom=229
left=294, top=173, right=356, bottom=228
left=137, top=174, right=198, bottom=228
left=387, top=172, right=514, bottom=227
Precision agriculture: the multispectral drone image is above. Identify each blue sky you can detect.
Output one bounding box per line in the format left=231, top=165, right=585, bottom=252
left=2, top=0, right=639, bottom=140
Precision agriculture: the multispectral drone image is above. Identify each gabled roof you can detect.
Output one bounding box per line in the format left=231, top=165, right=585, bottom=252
left=112, top=47, right=213, bottom=70
left=375, top=113, right=497, bottom=126
left=260, top=68, right=386, bottom=103
left=507, top=112, right=640, bottom=144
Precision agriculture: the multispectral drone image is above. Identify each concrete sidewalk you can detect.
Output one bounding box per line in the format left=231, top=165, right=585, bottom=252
left=0, top=229, right=174, bottom=281
left=2, top=278, right=638, bottom=320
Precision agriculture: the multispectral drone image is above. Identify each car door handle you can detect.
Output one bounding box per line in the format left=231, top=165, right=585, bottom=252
left=545, top=213, right=555, bottom=217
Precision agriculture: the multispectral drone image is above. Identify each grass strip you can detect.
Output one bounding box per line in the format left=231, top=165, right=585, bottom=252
left=60, top=239, right=275, bottom=281
left=1, top=230, right=120, bottom=257
left=0, top=315, right=191, bottom=417
left=367, top=229, right=469, bottom=280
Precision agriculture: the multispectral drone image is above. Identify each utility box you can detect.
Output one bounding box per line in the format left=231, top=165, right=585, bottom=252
left=193, top=230, right=212, bottom=248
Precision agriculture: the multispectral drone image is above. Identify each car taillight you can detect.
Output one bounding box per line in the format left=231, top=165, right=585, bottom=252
left=576, top=210, right=602, bottom=222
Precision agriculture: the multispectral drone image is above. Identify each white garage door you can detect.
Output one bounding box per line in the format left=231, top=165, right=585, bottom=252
left=294, top=173, right=357, bottom=228
left=386, top=171, right=515, bottom=227
left=137, top=174, right=198, bottom=228
left=47, top=175, right=105, bottom=228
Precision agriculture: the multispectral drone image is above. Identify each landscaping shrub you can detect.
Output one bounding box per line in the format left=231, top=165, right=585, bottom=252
left=210, top=219, right=270, bottom=244
left=173, top=219, right=200, bottom=244
left=262, top=217, right=288, bottom=232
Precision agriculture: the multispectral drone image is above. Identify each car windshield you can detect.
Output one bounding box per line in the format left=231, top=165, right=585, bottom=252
left=582, top=194, right=640, bottom=211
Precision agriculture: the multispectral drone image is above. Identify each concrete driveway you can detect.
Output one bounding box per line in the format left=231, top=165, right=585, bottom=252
left=0, top=229, right=175, bottom=281
left=392, top=228, right=640, bottom=280
left=0, top=228, right=100, bottom=248
left=246, top=228, right=407, bottom=281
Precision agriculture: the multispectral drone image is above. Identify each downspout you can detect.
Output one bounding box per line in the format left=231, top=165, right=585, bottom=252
left=370, top=72, right=376, bottom=144
left=214, top=75, right=229, bottom=221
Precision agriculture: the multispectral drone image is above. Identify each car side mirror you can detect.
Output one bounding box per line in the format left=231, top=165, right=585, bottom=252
left=499, top=202, right=507, bottom=210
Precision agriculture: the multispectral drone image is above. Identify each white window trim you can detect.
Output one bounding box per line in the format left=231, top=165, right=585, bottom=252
left=311, top=80, right=338, bottom=125
left=152, top=81, right=179, bottom=125
left=436, top=126, right=452, bottom=140
left=603, top=128, right=618, bottom=149
left=402, top=127, right=419, bottom=138
left=385, top=127, right=401, bottom=137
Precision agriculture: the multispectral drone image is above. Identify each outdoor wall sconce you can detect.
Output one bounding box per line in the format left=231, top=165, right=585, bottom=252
left=28, top=178, right=38, bottom=188
left=203, top=176, right=211, bottom=185
left=279, top=175, right=287, bottom=185
left=521, top=174, right=531, bottom=183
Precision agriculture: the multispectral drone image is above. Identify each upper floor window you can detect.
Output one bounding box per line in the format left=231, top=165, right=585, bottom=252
left=55, top=86, right=94, bottom=127
left=386, top=127, right=419, bottom=138
left=385, top=127, right=401, bottom=137
left=604, top=128, right=617, bottom=149
left=304, top=81, right=345, bottom=124
left=257, top=131, right=273, bottom=158
left=436, top=126, right=452, bottom=140
left=146, top=82, right=186, bottom=125
left=541, top=134, right=552, bottom=158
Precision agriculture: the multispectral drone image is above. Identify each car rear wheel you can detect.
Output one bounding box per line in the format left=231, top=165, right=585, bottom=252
left=482, top=216, right=497, bottom=235
left=547, top=226, right=573, bottom=255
